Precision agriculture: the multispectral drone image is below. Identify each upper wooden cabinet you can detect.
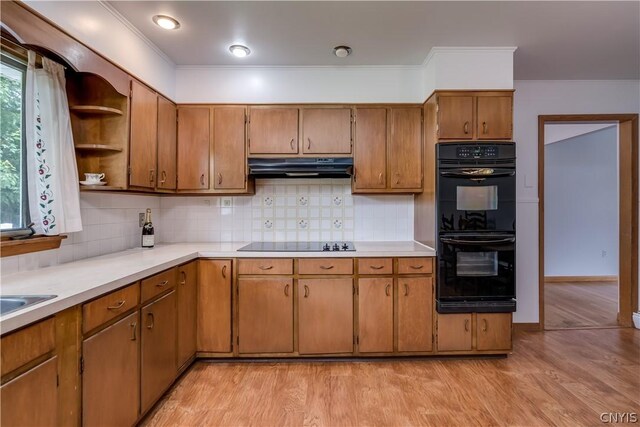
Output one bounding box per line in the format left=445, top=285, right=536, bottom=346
left=388, top=107, right=423, bottom=190
left=302, top=108, right=352, bottom=155
left=433, top=91, right=513, bottom=141
left=157, top=96, right=177, bottom=191
left=353, top=108, right=387, bottom=191
left=248, top=107, right=299, bottom=155
left=129, top=80, right=158, bottom=189
left=214, top=107, right=247, bottom=190
left=177, top=106, right=211, bottom=190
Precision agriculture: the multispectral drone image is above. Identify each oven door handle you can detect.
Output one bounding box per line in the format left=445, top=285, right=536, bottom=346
left=440, top=237, right=516, bottom=245
left=440, top=169, right=515, bottom=178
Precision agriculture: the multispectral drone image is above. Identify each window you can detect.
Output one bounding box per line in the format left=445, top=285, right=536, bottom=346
left=0, top=53, right=29, bottom=231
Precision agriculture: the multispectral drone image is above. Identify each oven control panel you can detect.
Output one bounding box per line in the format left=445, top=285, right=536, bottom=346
left=456, top=145, right=499, bottom=159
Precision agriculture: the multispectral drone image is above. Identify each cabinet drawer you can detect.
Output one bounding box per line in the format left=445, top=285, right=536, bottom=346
left=357, top=258, right=392, bottom=275
left=237, top=259, right=293, bottom=275
left=141, top=268, right=176, bottom=303
left=298, top=258, right=353, bottom=275
left=83, top=284, right=139, bottom=333
left=397, top=258, right=433, bottom=275
left=1, top=318, right=55, bottom=377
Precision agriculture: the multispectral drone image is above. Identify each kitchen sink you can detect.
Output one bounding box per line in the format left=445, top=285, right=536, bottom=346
left=0, top=295, right=57, bottom=316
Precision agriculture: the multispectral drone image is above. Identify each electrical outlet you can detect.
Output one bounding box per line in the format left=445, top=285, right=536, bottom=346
left=602, top=250, right=607, bottom=258
left=139, top=213, right=145, bottom=227
left=202, top=199, right=211, bottom=206
left=221, top=197, right=233, bottom=208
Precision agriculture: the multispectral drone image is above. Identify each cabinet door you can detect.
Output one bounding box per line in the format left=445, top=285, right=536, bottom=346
left=177, top=262, right=197, bottom=368
left=157, top=96, right=177, bottom=190
left=358, top=278, right=393, bottom=353
left=302, top=108, right=352, bottom=155
left=0, top=357, right=57, bottom=427
left=214, top=107, right=246, bottom=190
left=298, top=278, right=353, bottom=354
left=477, top=313, right=512, bottom=351
left=437, top=313, right=472, bottom=352
left=141, top=291, right=177, bottom=414
left=353, top=108, right=387, bottom=190
left=388, top=107, right=422, bottom=190
left=177, top=106, right=210, bottom=190
left=129, top=80, right=158, bottom=188
left=248, top=107, right=298, bottom=154
left=477, top=96, right=512, bottom=140
left=197, top=260, right=232, bottom=352
left=437, top=95, right=473, bottom=140
left=83, top=312, right=139, bottom=427
left=238, top=278, right=293, bottom=354
left=397, top=277, right=433, bottom=352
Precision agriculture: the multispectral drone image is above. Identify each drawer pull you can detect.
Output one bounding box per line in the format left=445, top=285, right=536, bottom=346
left=304, top=285, right=309, bottom=298
left=222, top=265, right=227, bottom=278
left=156, top=280, right=169, bottom=288
left=319, top=265, right=334, bottom=270
left=146, top=312, right=155, bottom=330
left=409, top=265, right=424, bottom=270
left=259, top=265, right=273, bottom=271
left=107, top=300, right=126, bottom=310
left=284, top=284, right=290, bottom=297
left=464, top=319, right=470, bottom=332
left=130, top=322, right=137, bottom=341
left=385, top=284, right=391, bottom=297
left=369, top=265, right=384, bottom=270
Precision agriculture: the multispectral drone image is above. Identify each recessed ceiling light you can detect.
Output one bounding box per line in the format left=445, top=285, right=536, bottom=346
left=152, top=15, right=180, bottom=30
left=229, top=45, right=251, bottom=58
left=333, top=46, right=352, bottom=58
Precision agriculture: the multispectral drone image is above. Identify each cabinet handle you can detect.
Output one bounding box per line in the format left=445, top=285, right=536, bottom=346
left=319, top=265, right=334, bottom=270
left=482, top=122, right=488, bottom=134
left=410, top=265, right=424, bottom=270
left=482, top=319, right=488, bottom=332
left=370, top=265, right=384, bottom=270
left=146, top=312, right=155, bottom=330
left=385, top=284, right=391, bottom=297
left=149, top=169, right=155, bottom=183
left=464, top=121, right=469, bottom=134
left=130, top=322, right=137, bottom=341
left=258, top=265, right=273, bottom=270
left=378, top=172, right=383, bottom=184
left=160, top=170, right=167, bottom=184
left=290, top=138, right=295, bottom=151
left=307, top=138, right=311, bottom=150
left=304, top=285, right=309, bottom=298
left=464, top=319, right=470, bottom=332
left=284, top=284, right=290, bottom=297
left=217, top=173, right=223, bottom=185
left=200, top=174, right=205, bottom=186
left=180, top=271, right=186, bottom=285
left=156, top=280, right=169, bottom=288
left=395, top=172, right=400, bottom=185
left=107, top=300, right=125, bottom=310
left=404, top=283, right=409, bottom=296
left=222, top=265, right=227, bottom=278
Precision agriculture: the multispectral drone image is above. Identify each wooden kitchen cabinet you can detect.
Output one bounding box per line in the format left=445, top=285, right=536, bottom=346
left=388, top=107, right=422, bottom=190
left=0, top=356, right=58, bottom=427
left=157, top=95, right=177, bottom=190
left=298, top=278, right=353, bottom=354
left=476, top=313, right=512, bottom=351
left=214, top=107, right=247, bottom=190
left=437, top=95, right=474, bottom=140
left=353, top=108, right=387, bottom=190
left=437, top=313, right=472, bottom=352
left=197, top=260, right=232, bottom=353
left=83, top=312, right=139, bottom=427
left=177, top=106, right=210, bottom=190
left=358, top=278, right=393, bottom=353
left=248, top=107, right=299, bottom=155
left=177, top=262, right=198, bottom=368
left=397, top=277, right=433, bottom=352
left=302, top=108, right=352, bottom=155
left=238, top=278, right=294, bottom=354
left=476, top=96, right=512, bottom=140
left=129, top=80, right=158, bottom=189
left=141, top=291, right=177, bottom=414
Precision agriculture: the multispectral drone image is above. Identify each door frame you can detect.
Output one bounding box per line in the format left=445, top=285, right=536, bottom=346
left=538, top=114, right=639, bottom=329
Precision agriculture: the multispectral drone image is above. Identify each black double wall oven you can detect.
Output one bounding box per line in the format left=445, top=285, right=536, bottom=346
left=436, top=142, right=516, bottom=313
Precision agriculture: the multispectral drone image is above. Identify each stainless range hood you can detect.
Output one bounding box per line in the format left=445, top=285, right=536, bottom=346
left=248, top=158, right=353, bottom=179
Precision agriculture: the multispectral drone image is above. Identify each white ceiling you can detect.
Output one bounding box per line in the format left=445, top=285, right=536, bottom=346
left=107, top=1, right=640, bottom=80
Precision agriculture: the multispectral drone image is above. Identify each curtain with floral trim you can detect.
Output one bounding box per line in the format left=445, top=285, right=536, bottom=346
left=25, top=51, right=82, bottom=235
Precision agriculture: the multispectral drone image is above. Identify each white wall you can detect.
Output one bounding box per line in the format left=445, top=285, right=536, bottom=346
left=544, top=126, right=619, bottom=276
left=513, top=79, right=640, bottom=323
left=24, top=1, right=176, bottom=99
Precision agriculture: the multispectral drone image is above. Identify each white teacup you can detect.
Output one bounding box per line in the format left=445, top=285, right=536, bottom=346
left=85, top=173, right=105, bottom=183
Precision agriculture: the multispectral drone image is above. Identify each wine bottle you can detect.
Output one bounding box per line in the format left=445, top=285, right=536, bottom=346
left=142, top=208, right=155, bottom=248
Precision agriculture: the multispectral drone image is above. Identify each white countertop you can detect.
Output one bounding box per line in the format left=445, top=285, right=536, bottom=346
left=0, top=241, right=435, bottom=334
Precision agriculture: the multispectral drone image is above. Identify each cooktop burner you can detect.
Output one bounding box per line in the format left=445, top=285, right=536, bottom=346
left=237, top=241, right=356, bottom=252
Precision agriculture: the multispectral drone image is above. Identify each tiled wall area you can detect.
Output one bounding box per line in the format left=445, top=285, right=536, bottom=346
left=160, top=179, right=414, bottom=243
left=1, top=193, right=160, bottom=276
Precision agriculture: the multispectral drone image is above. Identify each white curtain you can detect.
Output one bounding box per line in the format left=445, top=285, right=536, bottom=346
left=25, top=51, right=82, bottom=235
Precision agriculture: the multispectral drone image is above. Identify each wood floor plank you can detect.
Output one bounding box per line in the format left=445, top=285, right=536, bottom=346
left=545, top=281, right=619, bottom=329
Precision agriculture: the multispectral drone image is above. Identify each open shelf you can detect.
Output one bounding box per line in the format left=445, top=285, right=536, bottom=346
left=70, top=105, right=123, bottom=115
left=75, top=144, right=123, bottom=153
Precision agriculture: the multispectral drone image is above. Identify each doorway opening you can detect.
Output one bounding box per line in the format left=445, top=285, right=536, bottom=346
left=538, top=114, right=638, bottom=330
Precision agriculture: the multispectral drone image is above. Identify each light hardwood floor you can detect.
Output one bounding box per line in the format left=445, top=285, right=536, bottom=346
left=545, top=281, right=618, bottom=329
left=142, top=328, right=640, bottom=427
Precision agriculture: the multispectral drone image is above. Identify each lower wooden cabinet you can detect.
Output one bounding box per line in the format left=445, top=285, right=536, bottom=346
left=397, top=277, right=433, bottom=352
left=358, top=278, right=393, bottom=353
left=141, top=291, right=177, bottom=414
left=238, top=278, right=294, bottom=354
left=177, top=262, right=198, bottom=368
left=82, top=312, right=139, bottom=427
left=298, top=278, right=354, bottom=354
left=437, top=313, right=472, bottom=352
left=0, top=356, right=58, bottom=427
left=437, top=313, right=512, bottom=352
left=477, top=313, right=512, bottom=351
left=197, top=260, right=232, bottom=352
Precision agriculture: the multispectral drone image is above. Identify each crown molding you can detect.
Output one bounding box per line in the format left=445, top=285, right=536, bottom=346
left=422, top=46, right=518, bottom=67
left=176, top=64, right=424, bottom=71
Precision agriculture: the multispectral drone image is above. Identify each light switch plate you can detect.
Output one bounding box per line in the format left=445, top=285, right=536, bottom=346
left=139, top=213, right=145, bottom=227
left=221, top=197, right=232, bottom=208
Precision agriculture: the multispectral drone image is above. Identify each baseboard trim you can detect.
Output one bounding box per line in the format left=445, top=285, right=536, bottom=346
left=513, top=323, right=541, bottom=332
left=544, top=275, right=618, bottom=283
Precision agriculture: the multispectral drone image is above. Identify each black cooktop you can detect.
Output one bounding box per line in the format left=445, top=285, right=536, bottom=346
left=237, top=241, right=356, bottom=252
